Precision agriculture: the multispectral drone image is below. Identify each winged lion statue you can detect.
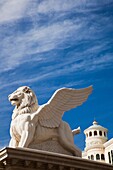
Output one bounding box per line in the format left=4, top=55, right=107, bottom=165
left=8, top=85, right=92, bottom=156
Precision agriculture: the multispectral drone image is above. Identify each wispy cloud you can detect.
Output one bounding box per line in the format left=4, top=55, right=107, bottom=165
left=0, top=0, right=95, bottom=24
left=0, top=0, right=112, bottom=24
left=0, top=19, right=81, bottom=71
left=0, top=0, right=113, bottom=150
left=37, top=0, right=81, bottom=13
left=37, top=0, right=112, bottom=14
left=1, top=18, right=113, bottom=73
left=0, top=0, right=113, bottom=88
left=0, top=0, right=32, bottom=23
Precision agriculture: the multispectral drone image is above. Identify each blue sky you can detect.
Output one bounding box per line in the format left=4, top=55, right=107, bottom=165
left=0, top=0, right=113, bottom=151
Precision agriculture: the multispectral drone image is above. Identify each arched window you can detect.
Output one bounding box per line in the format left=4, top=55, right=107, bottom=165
left=104, top=132, right=106, bottom=137
left=94, top=131, right=97, bottom=136
left=96, top=154, right=100, bottom=160
left=111, top=150, right=113, bottom=164
left=91, top=155, right=94, bottom=160
left=108, top=152, right=111, bottom=163
left=101, top=154, right=105, bottom=160
left=88, top=156, right=90, bottom=159
left=99, top=131, right=102, bottom=136
left=89, top=131, right=92, bottom=137
left=86, top=133, right=88, bottom=137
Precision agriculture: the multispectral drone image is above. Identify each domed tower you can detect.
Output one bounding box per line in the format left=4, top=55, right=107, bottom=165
left=82, top=120, right=108, bottom=163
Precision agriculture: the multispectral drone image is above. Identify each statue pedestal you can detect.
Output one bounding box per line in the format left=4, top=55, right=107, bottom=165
left=0, top=147, right=113, bottom=170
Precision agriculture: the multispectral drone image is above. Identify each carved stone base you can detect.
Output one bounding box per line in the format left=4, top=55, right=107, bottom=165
left=0, top=147, right=113, bottom=170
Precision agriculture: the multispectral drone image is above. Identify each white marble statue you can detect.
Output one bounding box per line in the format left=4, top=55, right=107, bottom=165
left=8, top=86, right=92, bottom=156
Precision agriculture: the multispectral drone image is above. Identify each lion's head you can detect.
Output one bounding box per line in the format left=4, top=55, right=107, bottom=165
left=8, top=86, right=39, bottom=118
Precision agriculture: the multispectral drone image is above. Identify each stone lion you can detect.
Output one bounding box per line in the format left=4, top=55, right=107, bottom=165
left=8, top=86, right=92, bottom=156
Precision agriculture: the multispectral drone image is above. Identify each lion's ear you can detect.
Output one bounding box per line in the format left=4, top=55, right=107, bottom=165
left=23, top=86, right=30, bottom=93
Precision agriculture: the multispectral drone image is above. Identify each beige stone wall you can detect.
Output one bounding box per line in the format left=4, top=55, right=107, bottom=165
left=104, top=138, right=113, bottom=164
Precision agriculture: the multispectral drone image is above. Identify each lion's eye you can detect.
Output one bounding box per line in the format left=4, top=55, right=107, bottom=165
left=24, top=88, right=30, bottom=93
left=25, top=90, right=30, bottom=93
left=18, top=93, right=22, bottom=96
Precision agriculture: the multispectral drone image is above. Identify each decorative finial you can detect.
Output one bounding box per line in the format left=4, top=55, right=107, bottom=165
left=93, top=120, right=98, bottom=125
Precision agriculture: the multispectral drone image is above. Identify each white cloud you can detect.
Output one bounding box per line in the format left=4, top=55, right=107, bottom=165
left=37, top=0, right=110, bottom=14
left=0, top=0, right=111, bottom=24
left=0, top=0, right=113, bottom=152
left=0, top=0, right=32, bottom=23
left=92, top=54, right=113, bottom=66
left=0, top=19, right=82, bottom=72
left=0, top=22, right=113, bottom=74
left=37, top=0, right=79, bottom=13
left=0, top=0, right=113, bottom=75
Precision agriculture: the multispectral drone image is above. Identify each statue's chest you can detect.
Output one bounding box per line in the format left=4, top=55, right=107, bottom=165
left=11, top=114, right=30, bottom=135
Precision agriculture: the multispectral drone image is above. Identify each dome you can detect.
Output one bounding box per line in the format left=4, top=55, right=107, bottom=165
left=84, top=120, right=108, bottom=133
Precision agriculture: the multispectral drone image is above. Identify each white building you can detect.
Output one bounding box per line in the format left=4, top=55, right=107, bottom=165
left=82, top=120, right=113, bottom=165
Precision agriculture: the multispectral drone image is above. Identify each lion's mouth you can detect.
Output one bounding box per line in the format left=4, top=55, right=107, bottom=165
left=10, top=98, right=18, bottom=102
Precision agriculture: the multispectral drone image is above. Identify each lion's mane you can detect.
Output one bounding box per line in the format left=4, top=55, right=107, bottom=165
left=12, top=87, right=39, bottom=119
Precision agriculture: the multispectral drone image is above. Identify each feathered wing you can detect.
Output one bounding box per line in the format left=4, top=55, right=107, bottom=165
left=38, top=86, right=93, bottom=128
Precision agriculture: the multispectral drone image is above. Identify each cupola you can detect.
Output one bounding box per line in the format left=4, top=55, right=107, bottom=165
left=83, top=120, right=108, bottom=162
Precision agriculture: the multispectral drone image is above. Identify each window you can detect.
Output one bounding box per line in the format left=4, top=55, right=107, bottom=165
left=111, top=150, right=113, bottom=164
left=89, top=131, right=92, bottom=137
left=86, top=133, right=88, bottom=137
left=99, top=131, right=102, bottom=136
left=104, top=132, right=106, bottom=137
left=96, top=154, right=100, bottom=160
left=88, top=156, right=90, bottom=159
left=91, top=155, right=94, bottom=160
left=108, top=152, right=111, bottom=163
left=101, top=154, right=105, bottom=160
left=94, top=131, right=97, bottom=136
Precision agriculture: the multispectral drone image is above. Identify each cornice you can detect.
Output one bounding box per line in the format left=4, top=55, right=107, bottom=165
left=0, top=147, right=113, bottom=170
left=104, top=138, right=113, bottom=148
